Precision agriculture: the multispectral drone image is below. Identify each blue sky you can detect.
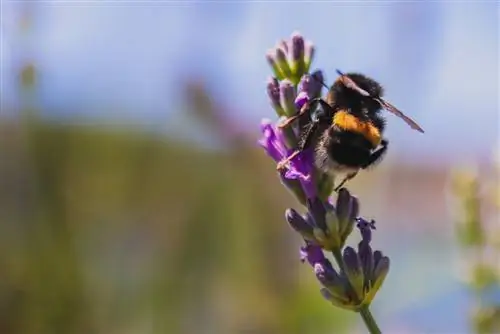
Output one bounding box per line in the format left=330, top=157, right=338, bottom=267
left=2, top=1, right=499, bottom=161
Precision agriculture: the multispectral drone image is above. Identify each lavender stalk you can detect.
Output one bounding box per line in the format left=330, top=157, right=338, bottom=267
left=259, top=32, right=389, bottom=334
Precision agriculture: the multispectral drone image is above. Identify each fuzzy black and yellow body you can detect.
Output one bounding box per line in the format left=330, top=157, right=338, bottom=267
left=278, top=70, right=423, bottom=191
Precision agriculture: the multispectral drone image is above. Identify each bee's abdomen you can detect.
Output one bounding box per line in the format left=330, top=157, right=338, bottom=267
left=315, top=129, right=373, bottom=172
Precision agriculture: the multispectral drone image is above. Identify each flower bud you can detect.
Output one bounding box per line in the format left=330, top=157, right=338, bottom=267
left=336, top=188, right=359, bottom=242
left=266, top=76, right=285, bottom=116
left=289, top=32, right=306, bottom=82
left=363, top=255, right=390, bottom=306
left=279, top=79, right=297, bottom=117
left=275, top=46, right=292, bottom=78
left=320, top=288, right=357, bottom=311
left=315, top=264, right=350, bottom=303
left=342, top=246, right=365, bottom=300
left=286, top=208, right=314, bottom=241
left=279, top=174, right=307, bottom=206
left=358, top=241, right=374, bottom=289
left=266, top=50, right=284, bottom=80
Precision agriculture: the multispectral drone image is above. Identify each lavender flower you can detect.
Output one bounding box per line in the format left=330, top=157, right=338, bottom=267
left=266, top=31, right=315, bottom=85
left=259, top=31, right=389, bottom=334
left=258, top=119, right=314, bottom=201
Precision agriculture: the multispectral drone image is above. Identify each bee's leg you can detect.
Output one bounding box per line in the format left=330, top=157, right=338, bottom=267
left=362, top=139, right=389, bottom=169
left=278, top=98, right=324, bottom=129
left=278, top=102, right=310, bottom=128
left=334, top=171, right=359, bottom=192
left=277, top=121, right=318, bottom=171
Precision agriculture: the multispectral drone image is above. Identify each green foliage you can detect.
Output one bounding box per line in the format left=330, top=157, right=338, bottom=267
left=451, top=165, right=500, bottom=334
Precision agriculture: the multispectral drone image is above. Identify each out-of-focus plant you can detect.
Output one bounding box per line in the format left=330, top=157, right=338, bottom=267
left=260, top=32, right=391, bottom=334
left=450, top=158, right=500, bottom=334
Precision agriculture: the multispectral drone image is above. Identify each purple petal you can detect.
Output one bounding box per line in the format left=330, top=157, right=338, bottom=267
left=258, top=119, right=289, bottom=162
left=295, top=91, right=309, bottom=110
left=300, top=243, right=326, bottom=266
left=285, top=168, right=310, bottom=181
left=258, top=119, right=316, bottom=199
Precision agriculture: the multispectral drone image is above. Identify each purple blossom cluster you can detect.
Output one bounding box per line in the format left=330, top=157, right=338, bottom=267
left=258, top=32, right=390, bottom=322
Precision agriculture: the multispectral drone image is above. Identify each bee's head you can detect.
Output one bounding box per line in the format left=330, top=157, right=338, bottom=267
left=330, top=73, right=384, bottom=113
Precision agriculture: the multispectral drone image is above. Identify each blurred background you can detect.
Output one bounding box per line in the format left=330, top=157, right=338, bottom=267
left=1, top=1, right=499, bottom=333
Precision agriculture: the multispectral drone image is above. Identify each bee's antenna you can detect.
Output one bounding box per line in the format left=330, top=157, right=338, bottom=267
left=310, top=72, right=329, bottom=90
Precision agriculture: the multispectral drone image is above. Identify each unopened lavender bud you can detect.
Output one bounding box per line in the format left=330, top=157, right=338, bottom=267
left=315, top=264, right=350, bottom=302
left=324, top=211, right=341, bottom=249
left=304, top=40, right=315, bottom=73
left=358, top=241, right=374, bottom=289
left=289, top=32, right=306, bottom=83
left=336, top=188, right=359, bottom=241
left=298, top=71, right=323, bottom=100
left=266, top=50, right=284, bottom=80
left=286, top=208, right=314, bottom=241
left=275, top=46, right=292, bottom=78
left=279, top=173, right=307, bottom=206
left=313, top=227, right=328, bottom=247
left=279, top=39, right=289, bottom=53
left=373, top=250, right=383, bottom=268
left=363, top=255, right=390, bottom=305
left=320, top=288, right=356, bottom=311
left=266, top=77, right=285, bottom=116
left=307, top=198, right=327, bottom=231
left=310, top=70, right=324, bottom=97
left=279, top=79, right=297, bottom=117
left=343, top=246, right=365, bottom=300
left=373, top=256, right=390, bottom=283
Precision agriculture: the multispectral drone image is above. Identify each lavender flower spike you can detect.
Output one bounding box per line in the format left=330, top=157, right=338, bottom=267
left=260, top=32, right=389, bottom=334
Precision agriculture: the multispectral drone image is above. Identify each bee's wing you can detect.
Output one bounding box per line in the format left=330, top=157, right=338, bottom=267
left=376, top=98, right=425, bottom=133
left=336, top=69, right=425, bottom=133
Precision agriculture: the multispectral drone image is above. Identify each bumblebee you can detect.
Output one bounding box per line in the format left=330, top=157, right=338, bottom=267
left=277, top=70, right=424, bottom=191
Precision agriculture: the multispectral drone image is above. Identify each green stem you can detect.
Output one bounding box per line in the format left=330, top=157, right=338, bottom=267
left=359, top=305, right=382, bottom=334
left=332, top=249, right=382, bottom=334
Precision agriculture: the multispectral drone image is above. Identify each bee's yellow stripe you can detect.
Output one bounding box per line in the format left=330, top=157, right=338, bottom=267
left=333, top=111, right=381, bottom=147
